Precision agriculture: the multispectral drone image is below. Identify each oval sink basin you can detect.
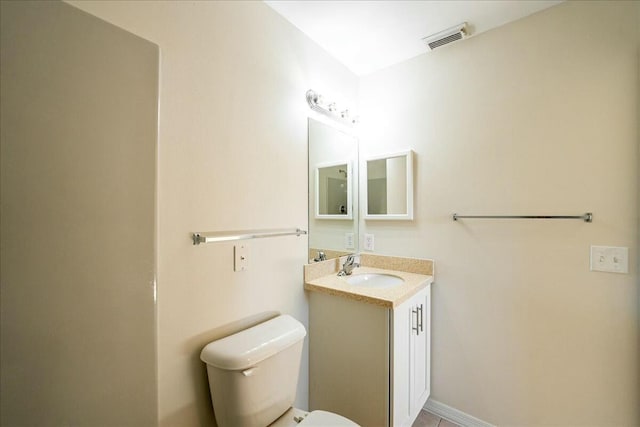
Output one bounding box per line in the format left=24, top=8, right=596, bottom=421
left=344, top=273, right=404, bottom=288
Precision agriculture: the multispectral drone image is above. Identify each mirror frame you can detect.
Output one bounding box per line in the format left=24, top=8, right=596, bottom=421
left=363, top=150, right=414, bottom=220
left=315, top=160, right=353, bottom=220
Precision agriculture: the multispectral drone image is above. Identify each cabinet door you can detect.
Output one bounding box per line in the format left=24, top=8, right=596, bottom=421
left=391, top=296, right=412, bottom=427
left=410, top=286, right=431, bottom=417
left=392, top=286, right=431, bottom=427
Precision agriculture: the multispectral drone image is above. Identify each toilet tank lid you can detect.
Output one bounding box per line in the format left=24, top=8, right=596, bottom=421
left=200, top=314, right=306, bottom=370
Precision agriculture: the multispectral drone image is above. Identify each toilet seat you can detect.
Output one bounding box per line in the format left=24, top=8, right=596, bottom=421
left=270, top=408, right=358, bottom=427
left=298, top=410, right=359, bottom=426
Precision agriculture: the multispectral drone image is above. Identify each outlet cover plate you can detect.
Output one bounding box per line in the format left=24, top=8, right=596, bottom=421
left=345, top=233, right=355, bottom=250
left=364, top=233, right=374, bottom=251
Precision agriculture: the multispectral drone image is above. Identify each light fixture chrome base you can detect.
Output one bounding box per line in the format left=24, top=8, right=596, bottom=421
left=306, top=89, right=357, bottom=125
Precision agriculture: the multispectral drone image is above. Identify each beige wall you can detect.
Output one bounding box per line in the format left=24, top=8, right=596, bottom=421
left=65, top=1, right=358, bottom=426
left=0, top=1, right=158, bottom=425
left=359, top=1, right=639, bottom=425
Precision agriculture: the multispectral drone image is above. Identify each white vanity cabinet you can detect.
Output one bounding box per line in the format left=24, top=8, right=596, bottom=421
left=308, top=285, right=431, bottom=427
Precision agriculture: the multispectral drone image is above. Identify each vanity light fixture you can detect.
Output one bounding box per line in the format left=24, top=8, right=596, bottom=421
left=306, top=89, right=358, bottom=125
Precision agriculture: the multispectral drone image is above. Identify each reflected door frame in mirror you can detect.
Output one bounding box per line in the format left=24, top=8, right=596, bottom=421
left=363, top=149, right=414, bottom=220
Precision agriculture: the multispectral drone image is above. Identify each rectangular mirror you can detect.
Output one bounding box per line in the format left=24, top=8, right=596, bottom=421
left=364, top=150, right=414, bottom=220
left=308, top=119, right=358, bottom=261
left=315, top=161, right=352, bottom=219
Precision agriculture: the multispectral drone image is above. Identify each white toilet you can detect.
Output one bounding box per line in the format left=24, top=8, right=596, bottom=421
left=200, top=314, right=358, bottom=427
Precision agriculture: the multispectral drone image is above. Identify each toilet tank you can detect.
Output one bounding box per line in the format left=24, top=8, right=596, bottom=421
left=200, top=315, right=307, bottom=427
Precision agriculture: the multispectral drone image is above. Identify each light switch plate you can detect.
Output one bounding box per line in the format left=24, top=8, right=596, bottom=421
left=234, top=244, right=249, bottom=272
left=364, top=233, right=374, bottom=251
left=590, top=245, right=629, bottom=274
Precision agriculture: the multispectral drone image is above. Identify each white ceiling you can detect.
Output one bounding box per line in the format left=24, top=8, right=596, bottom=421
left=265, top=0, right=563, bottom=76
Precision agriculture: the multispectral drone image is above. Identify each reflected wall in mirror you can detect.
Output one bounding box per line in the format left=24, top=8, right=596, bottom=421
left=308, top=118, right=358, bottom=261
left=315, top=161, right=352, bottom=219
left=364, top=150, right=414, bottom=220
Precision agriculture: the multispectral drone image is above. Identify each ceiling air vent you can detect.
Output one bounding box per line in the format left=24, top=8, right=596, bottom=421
left=422, top=23, right=469, bottom=50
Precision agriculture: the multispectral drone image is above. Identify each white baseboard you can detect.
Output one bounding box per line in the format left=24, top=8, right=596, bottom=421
left=423, top=399, right=495, bottom=427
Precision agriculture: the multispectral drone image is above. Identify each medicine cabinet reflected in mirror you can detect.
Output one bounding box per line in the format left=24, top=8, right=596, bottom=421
left=364, top=150, right=414, bottom=220
left=315, top=161, right=352, bottom=219
left=308, top=118, right=358, bottom=261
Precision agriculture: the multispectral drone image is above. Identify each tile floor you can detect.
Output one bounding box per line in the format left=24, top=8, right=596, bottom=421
left=412, top=410, right=461, bottom=427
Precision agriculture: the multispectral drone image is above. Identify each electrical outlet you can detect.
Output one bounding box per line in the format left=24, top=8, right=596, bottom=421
left=234, top=244, right=249, bottom=272
left=590, top=246, right=628, bottom=274
left=345, top=233, right=355, bottom=250
left=364, top=233, right=374, bottom=251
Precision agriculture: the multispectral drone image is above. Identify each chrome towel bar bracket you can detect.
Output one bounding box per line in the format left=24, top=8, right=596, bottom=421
left=452, top=213, right=593, bottom=222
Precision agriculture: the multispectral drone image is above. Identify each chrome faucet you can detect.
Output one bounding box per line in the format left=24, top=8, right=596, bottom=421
left=337, top=254, right=360, bottom=276
left=313, top=251, right=326, bottom=262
